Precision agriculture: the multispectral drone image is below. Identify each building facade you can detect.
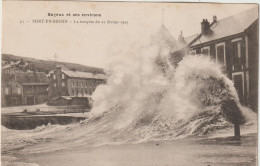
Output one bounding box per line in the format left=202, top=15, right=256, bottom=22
left=2, top=71, right=49, bottom=106
left=180, top=7, right=258, bottom=112
left=48, top=67, right=107, bottom=99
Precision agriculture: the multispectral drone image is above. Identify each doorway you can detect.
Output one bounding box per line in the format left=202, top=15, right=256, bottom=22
left=232, top=73, right=244, bottom=104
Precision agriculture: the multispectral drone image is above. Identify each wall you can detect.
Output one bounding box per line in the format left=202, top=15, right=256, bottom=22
left=48, top=68, right=69, bottom=99
left=67, top=78, right=105, bottom=96
left=3, top=79, right=23, bottom=106
left=23, top=84, right=49, bottom=105
left=189, top=31, right=258, bottom=111
left=48, top=68, right=106, bottom=99
left=247, top=20, right=259, bottom=112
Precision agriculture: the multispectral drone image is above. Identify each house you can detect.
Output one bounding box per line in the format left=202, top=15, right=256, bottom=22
left=12, top=59, right=33, bottom=72
left=1, top=59, right=34, bottom=75
left=14, top=59, right=28, bottom=69
left=179, top=7, right=258, bottom=112
left=2, top=63, right=15, bottom=77
left=48, top=67, right=107, bottom=99
left=2, top=71, right=49, bottom=106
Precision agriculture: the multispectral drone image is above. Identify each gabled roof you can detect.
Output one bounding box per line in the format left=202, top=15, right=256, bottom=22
left=184, top=34, right=198, bottom=45
left=152, top=24, right=179, bottom=52
left=61, top=70, right=107, bottom=80
left=14, top=71, right=49, bottom=85
left=190, top=7, right=258, bottom=47
left=14, top=60, right=21, bottom=65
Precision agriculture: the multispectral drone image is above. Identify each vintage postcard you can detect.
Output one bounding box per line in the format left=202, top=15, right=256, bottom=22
left=1, top=1, right=258, bottom=166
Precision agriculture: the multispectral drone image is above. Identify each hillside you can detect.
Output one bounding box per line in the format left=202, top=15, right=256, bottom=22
left=2, top=54, right=105, bottom=74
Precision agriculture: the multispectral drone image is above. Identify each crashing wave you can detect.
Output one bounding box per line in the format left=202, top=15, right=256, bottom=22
left=2, top=27, right=257, bottom=153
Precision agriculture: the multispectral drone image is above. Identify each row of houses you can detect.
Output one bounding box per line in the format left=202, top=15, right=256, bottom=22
left=1, top=62, right=107, bottom=106
left=174, top=7, right=258, bottom=112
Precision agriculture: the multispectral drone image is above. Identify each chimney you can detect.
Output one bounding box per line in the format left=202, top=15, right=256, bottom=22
left=213, top=15, right=217, bottom=23
left=201, top=19, right=210, bottom=34
left=56, top=67, right=61, bottom=71
left=71, top=68, right=76, bottom=72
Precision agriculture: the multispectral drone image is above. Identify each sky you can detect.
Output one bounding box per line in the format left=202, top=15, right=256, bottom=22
left=2, top=1, right=257, bottom=68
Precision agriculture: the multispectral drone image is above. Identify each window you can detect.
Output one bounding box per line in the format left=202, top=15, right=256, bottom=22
left=53, top=74, right=56, bottom=80
left=188, top=50, right=196, bottom=55
left=201, top=46, right=210, bottom=56
left=73, top=81, right=79, bottom=87
left=62, top=74, right=65, bottom=79
left=62, top=82, right=65, bottom=87
left=215, top=43, right=226, bottom=66
left=54, top=83, right=56, bottom=87
left=25, top=86, right=33, bottom=93
left=81, top=83, right=83, bottom=88
left=5, top=88, right=9, bottom=95
left=17, top=87, right=21, bottom=94
left=232, top=41, right=242, bottom=64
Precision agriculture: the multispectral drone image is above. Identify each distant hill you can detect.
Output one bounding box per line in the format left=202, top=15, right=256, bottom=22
left=2, top=54, right=105, bottom=74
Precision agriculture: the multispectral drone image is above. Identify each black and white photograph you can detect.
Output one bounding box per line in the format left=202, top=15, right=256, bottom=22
left=1, top=1, right=259, bottom=166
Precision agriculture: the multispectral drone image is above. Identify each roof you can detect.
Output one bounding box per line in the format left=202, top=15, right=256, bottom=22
left=14, top=71, right=49, bottom=85
left=62, top=96, right=72, bottom=100
left=190, top=7, right=258, bottom=47
left=2, top=64, right=13, bottom=70
left=52, top=96, right=72, bottom=100
left=184, top=34, right=198, bottom=45
left=2, top=61, right=14, bottom=66
left=2, top=60, right=29, bottom=70
left=152, top=24, right=179, bottom=52
left=13, top=59, right=29, bottom=68
left=61, top=70, right=107, bottom=80
left=47, top=70, right=55, bottom=77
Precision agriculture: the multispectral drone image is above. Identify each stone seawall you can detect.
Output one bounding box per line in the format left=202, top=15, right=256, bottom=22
left=2, top=115, right=86, bottom=130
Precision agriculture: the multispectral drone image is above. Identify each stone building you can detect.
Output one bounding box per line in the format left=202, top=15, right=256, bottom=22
left=2, top=71, right=49, bottom=106
left=178, top=7, right=258, bottom=112
left=48, top=67, right=107, bottom=99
